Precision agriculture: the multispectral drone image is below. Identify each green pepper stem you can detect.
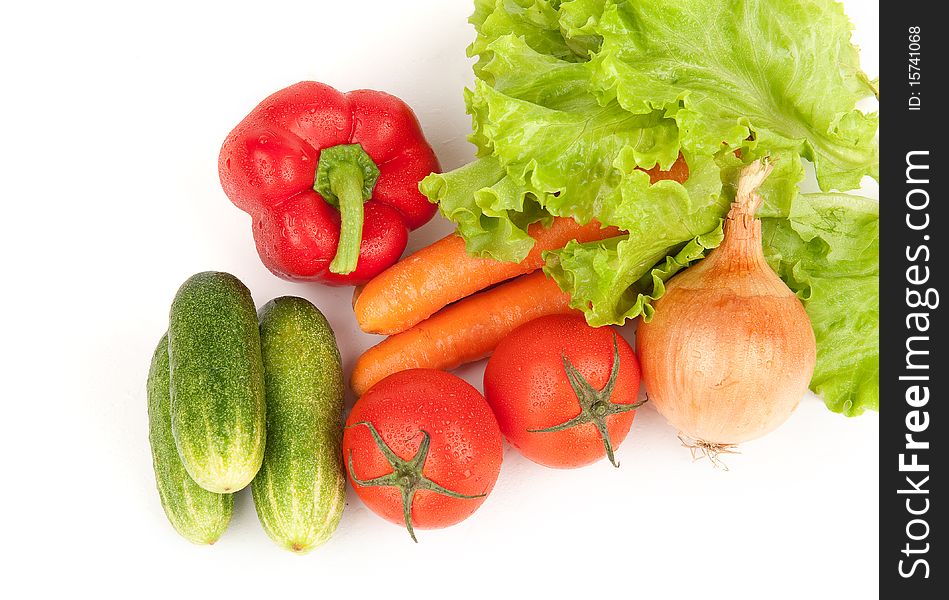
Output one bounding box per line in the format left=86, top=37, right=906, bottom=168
left=312, top=143, right=381, bottom=275
left=327, top=162, right=366, bottom=274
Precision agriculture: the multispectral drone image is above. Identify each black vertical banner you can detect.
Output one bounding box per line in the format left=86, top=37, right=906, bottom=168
left=880, top=1, right=942, bottom=596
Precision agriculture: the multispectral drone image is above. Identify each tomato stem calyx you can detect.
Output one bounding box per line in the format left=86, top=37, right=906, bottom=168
left=527, top=335, right=645, bottom=467
left=346, top=421, right=485, bottom=543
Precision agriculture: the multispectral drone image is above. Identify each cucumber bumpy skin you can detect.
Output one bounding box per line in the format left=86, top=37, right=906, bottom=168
left=168, top=271, right=266, bottom=493
left=252, top=297, right=346, bottom=553
left=148, top=335, right=233, bottom=544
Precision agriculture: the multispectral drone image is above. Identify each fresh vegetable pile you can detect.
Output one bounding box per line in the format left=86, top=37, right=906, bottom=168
left=422, top=0, right=879, bottom=416
left=148, top=0, right=879, bottom=550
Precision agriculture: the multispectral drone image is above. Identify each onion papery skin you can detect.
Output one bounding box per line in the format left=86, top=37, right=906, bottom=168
left=636, top=199, right=816, bottom=445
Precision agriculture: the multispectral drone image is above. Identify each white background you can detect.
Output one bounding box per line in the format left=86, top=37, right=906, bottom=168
left=1, top=1, right=879, bottom=597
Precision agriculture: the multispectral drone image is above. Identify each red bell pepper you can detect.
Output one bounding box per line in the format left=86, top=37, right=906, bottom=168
left=218, top=81, right=440, bottom=285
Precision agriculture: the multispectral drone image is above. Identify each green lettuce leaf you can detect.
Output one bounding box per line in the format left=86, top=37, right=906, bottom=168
left=423, top=34, right=684, bottom=262
left=762, top=193, right=879, bottom=416
left=558, top=0, right=608, bottom=56
left=546, top=225, right=724, bottom=326
left=543, top=152, right=727, bottom=324
left=420, top=157, right=555, bottom=262
left=589, top=0, right=878, bottom=191
left=470, top=0, right=579, bottom=78
left=471, top=76, right=681, bottom=212
left=424, top=0, right=880, bottom=415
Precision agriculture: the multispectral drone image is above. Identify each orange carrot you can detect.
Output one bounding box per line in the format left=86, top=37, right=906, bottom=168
left=350, top=271, right=577, bottom=396
left=354, top=217, right=618, bottom=335
left=640, top=152, right=690, bottom=184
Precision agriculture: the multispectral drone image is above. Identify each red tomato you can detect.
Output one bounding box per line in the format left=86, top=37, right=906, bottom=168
left=483, top=314, right=642, bottom=469
left=342, top=369, right=503, bottom=542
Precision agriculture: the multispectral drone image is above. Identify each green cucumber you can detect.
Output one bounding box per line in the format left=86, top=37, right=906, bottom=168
left=168, top=271, right=266, bottom=493
left=252, top=296, right=346, bottom=553
left=148, top=335, right=233, bottom=544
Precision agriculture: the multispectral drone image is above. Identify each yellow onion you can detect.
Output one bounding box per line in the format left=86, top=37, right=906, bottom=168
left=636, top=159, right=816, bottom=450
